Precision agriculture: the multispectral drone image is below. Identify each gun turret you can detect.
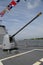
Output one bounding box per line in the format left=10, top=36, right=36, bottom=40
left=2, top=12, right=42, bottom=52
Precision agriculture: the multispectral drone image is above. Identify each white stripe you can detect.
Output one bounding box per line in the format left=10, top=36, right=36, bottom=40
left=34, top=49, right=43, bottom=51
left=0, top=61, right=3, bottom=65
left=40, top=58, right=43, bottom=62
left=0, top=49, right=35, bottom=61
left=33, top=61, right=41, bottom=65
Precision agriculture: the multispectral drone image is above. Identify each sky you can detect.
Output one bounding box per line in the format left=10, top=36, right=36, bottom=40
left=0, top=0, right=43, bottom=40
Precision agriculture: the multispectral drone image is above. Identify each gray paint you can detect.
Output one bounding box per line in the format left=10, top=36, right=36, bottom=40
left=0, top=25, right=7, bottom=44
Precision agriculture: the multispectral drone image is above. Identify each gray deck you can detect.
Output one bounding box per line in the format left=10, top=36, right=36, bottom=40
left=0, top=47, right=43, bottom=65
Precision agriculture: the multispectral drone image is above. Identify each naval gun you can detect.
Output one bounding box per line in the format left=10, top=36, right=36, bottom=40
left=2, top=12, right=42, bottom=51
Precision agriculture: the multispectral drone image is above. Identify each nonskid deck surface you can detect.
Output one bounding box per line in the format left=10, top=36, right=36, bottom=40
left=0, top=47, right=43, bottom=65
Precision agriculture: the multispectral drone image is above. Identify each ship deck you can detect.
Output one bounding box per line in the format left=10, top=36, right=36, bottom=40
left=0, top=47, right=43, bottom=65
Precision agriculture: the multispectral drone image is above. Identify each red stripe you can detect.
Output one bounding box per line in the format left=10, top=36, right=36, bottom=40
left=10, top=0, right=17, bottom=6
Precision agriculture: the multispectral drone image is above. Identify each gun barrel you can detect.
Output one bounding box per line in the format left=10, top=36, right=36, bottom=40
left=11, top=12, right=42, bottom=38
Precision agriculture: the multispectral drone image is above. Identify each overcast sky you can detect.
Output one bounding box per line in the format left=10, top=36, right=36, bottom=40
left=0, top=0, right=43, bottom=40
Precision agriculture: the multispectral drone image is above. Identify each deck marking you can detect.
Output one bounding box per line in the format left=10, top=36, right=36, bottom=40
left=0, top=49, right=35, bottom=61
left=0, top=48, right=43, bottom=65
left=33, top=57, right=43, bottom=65
left=35, top=49, right=43, bottom=51
left=40, top=58, right=43, bottom=62
left=33, top=61, right=41, bottom=65
left=0, top=61, right=3, bottom=65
